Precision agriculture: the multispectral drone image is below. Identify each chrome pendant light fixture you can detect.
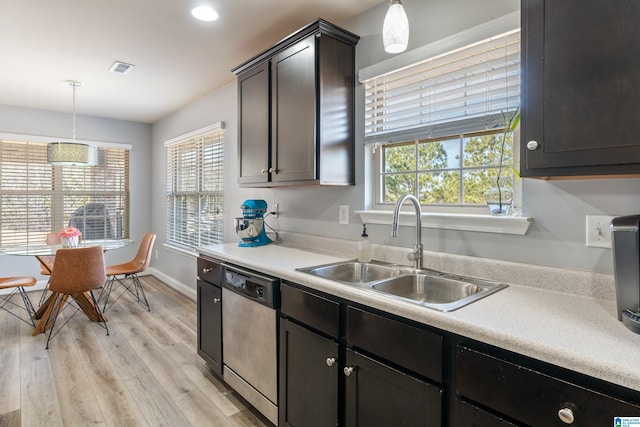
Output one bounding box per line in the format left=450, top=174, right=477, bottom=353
left=48, top=80, right=98, bottom=166
left=383, top=0, right=409, bottom=54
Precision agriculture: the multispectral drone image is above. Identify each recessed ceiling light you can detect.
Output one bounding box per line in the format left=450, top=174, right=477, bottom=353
left=191, top=6, right=219, bottom=22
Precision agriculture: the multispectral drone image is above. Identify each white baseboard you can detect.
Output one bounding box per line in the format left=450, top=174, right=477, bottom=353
left=144, top=267, right=196, bottom=301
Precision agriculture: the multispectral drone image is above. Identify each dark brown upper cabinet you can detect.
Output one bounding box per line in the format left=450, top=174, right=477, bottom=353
left=521, top=0, right=640, bottom=177
left=233, top=20, right=359, bottom=187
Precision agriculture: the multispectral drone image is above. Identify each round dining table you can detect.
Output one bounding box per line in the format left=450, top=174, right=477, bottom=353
left=0, top=239, right=133, bottom=335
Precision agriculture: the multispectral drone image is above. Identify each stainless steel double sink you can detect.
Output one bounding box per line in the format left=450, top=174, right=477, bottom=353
left=296, top=260, right=507, bottom=312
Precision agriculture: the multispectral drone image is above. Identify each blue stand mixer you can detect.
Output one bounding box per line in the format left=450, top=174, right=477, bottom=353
left=234, top=199, right=273, bottom=247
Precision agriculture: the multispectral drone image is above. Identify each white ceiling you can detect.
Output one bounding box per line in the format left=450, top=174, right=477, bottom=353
left=0, top=0, right=383, bottom=124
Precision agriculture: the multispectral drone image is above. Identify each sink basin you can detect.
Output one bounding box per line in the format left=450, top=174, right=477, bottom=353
left=370, top=274, right=508, bottom=311
left=297, top=260, right=507, bottom=311
left=298, top=261, right=402, bottom=285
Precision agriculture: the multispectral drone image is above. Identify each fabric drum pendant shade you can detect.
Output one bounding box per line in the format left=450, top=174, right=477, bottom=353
left=47, top=142, right=99, bottom=166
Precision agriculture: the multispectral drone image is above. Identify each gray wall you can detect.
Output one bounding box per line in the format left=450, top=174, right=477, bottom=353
left=0, top=104, right=152, bottom=277
left=150, top=0, right=640, bottom=293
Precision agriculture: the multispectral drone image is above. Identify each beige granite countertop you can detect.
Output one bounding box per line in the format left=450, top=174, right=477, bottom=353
left=199, top=240, right=640, bottom=392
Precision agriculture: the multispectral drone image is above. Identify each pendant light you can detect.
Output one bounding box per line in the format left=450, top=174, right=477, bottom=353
left=383, top=0, right=409, bottom=54
left=48, top=80, right=98, bottom=166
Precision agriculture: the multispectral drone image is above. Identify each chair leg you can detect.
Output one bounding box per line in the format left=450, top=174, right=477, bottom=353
left=38, top=279, right=51, bottom=307
left=45, top=294, right=67, bottom=349
left=101, top=274, right=150, bottom=312
left=99, top=276, right=115, bottom=312
left=44, top=291, right=109, bottom=349
left=89, top=290, right=109, bottom=337
left=131, top=274, right=151, bottom=312
left=0, top=286, right=36, bottom=327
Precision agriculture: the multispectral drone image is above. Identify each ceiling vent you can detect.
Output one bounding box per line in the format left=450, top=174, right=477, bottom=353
left=109, top=61, right=135, bottom=75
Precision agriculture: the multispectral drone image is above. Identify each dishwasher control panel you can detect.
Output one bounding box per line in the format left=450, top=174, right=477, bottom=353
left=222, top=264, right=280, bottom=309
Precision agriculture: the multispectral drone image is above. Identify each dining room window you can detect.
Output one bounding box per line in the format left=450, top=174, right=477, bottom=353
left=165, top=123, right=224, bottom=251
left=0, top=137, right=130, bottom=245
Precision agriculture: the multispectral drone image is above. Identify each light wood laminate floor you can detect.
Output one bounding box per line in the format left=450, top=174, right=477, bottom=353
left=0, top=275, right=271, bottom=427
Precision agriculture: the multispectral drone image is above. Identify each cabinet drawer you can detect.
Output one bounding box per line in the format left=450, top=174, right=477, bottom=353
left=456, top=399, right=518, bottom=427
left=457, top=346, right=640, bottom=426
left=346, top=306, right=442, bottom=383
left=197, top=257, right=222, bottom=286
left=281, top=283, right=340, bottom=338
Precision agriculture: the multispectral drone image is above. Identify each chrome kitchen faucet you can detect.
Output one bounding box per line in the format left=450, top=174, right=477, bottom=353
left=392, top=194, right=423, bottom=270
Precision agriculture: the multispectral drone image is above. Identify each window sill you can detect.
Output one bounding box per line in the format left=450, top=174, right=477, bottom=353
left=354, top=210, right=532, bottom=235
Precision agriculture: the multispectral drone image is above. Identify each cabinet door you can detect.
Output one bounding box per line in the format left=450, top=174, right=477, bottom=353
left=521, top=0, right=640, bottom=176
left=271, top=34, right=317, bottom=183
left=197, top=279, right=222, bottom=376
left=344, top=349, right=442, bottom=427
left=279, top=318, right=339, bottom=427
left=238, top=61, right=270, bottom=184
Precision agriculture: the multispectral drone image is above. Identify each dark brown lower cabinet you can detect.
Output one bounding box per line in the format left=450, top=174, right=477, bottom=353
left=456, top=346, right=640, bottom=426
left=197, top=278, right=222, bottom=376
left=344, top=349, right=442, bottom=427
left=279, top=318, right=339, bottom=427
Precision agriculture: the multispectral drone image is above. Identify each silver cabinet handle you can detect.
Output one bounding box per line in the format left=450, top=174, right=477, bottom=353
left=261, top=168, right=267, bottom=174
left=343, top=366, right=356, bottom=376
left=526, top=140, right=539, bottom=151
left=326, top=357, right=336, bottom=367
left=558, top=407, right=575, bottom=424
left=202, top=268, right=212, bottom=273
left=213, top=298, right=221, bottom=304
left=268, top=167, right=276, bottom=173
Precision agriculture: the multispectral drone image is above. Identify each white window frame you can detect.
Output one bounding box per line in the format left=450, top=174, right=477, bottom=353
left=165, top=122, right=224, bottom=251
left=356, top=12, right=531, bottom=235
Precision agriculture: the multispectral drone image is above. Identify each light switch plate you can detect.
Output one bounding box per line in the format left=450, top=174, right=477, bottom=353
left=585, top=215, right=614, bottom=248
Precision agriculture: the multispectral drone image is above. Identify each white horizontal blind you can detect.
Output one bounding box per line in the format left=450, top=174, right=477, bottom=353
left=166, top=126, right=224, bottom=250
left=0, top=138, right=130, bottom=245
left=62, top=148, right=129, bottom=239
left=364, top=29, right=520, bottom=144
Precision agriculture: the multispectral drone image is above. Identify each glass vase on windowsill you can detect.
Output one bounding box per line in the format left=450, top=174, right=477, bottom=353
left=486, top=176, right=513, bottom=216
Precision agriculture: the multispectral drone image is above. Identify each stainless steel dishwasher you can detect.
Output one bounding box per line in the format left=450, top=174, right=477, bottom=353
left=221, top=263, right=280, bottom=425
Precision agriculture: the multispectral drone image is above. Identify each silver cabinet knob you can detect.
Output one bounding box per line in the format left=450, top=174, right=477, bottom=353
left=268, top=167, right=276, bottom=173
left=213, top=298, right=221, bottom=304
left=202, top=268, right=212, bottom=273
left=526, top=140, right=539, bottom=151
left=261, top=168, right=267, bottom=174
left=343, top=366, right=356, bottom=376
left=326, top=357, right=336, bottom=367
left=558, top=407, right=575, bottom=424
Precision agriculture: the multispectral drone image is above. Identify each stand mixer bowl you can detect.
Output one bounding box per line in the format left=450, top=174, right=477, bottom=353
left=235, top=217, right=264, bottom=241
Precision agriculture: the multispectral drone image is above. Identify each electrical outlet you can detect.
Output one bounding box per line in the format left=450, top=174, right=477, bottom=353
left=272, top=203, right=279, bottom=218
left=585, top=215, right=614, bottom=248
left=339, top=205, right=349, bottom=224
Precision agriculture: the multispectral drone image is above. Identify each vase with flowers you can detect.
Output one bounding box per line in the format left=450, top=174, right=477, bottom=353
left=486, top=107, right=520, bottom=215
left=60, top=226, right=82, bottom=248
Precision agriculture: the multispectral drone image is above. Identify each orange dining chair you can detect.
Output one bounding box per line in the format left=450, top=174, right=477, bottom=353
left=100, top=232, right=155, bottom=312
left=0, top=276, right=37, bottom=326
left=39, top=245, right=108, bottom=349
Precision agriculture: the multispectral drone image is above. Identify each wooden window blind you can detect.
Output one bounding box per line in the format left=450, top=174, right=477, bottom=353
left=166, top=124, right=224, bottom=250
